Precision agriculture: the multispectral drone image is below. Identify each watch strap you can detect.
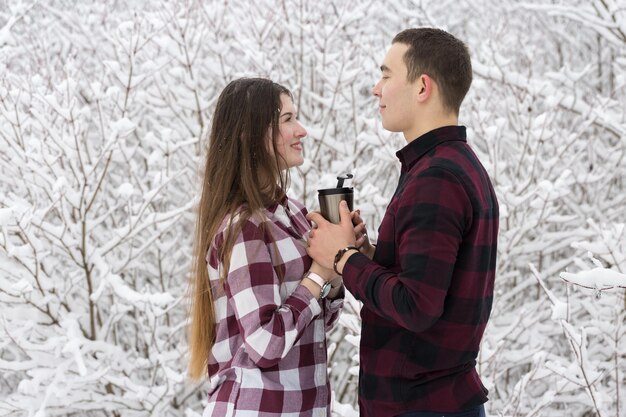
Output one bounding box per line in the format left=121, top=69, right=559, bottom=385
left=304, top=272, right=331, bottom=299
left=333, top=245, right=360, bottom=275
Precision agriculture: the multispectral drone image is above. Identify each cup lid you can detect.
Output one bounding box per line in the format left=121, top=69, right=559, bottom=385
left=317, top=187, right=353, bottom=196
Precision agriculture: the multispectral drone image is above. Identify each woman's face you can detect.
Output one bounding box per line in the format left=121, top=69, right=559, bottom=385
left=273, top=94, right=307, bottom=169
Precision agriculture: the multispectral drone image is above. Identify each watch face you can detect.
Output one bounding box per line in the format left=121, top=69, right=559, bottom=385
left=320, top=282, right=331, bottom=299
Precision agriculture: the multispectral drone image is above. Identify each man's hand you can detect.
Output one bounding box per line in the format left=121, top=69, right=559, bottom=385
left=352, top=210, right=375, bottom=260
left=306, top=200, right=356, bottom=271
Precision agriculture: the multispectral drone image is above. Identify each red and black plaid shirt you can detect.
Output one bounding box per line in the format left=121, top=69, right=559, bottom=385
left=343, top=126, right=499, bottom=416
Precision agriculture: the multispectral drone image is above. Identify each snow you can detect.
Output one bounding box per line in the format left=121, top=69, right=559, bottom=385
left=110, top=118, right=137, bottom=137
left=116, top=182, right=134, bottom=199
left=0, top=208, right=14, bottom=226
left=561, top=267, right=626, bottom=290
left=11, top=279, right=33, bottom=294
left=1, top=1, right=625, bottom=416
left=550, top=300, right=568, bottom=320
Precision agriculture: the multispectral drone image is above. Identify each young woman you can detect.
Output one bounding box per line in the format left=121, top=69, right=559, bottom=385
left=188, top=78, right=344, bottom=417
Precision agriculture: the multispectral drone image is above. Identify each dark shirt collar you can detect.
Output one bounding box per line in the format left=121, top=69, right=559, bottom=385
left=396, top=125, right=467, bottom=172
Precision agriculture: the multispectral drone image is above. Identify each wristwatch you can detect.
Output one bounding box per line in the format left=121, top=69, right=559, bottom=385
left=304, top=271, right=331, bottom=299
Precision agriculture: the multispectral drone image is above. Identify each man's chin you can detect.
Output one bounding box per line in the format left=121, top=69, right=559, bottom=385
left=381, top=121, right=400, bottom=133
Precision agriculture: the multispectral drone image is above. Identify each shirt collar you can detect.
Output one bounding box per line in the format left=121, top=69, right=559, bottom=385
left=265, top=192, right=288, bottom=214
left=396, top=125, right=467, bottom=172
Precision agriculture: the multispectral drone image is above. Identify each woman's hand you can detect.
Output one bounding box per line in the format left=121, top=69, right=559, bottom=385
left=302, top=261, right=343, bottom=300
left=309, top=260, right=337, bottom=282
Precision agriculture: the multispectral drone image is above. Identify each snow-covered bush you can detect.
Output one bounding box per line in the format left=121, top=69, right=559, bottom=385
left=1, top=1, right=624, bottom=416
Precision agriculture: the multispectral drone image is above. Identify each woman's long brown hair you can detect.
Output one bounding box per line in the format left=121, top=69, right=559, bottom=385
left=188, top=78, right=292, bottom=380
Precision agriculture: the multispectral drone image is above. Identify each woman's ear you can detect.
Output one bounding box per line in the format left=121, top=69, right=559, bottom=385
left=265, top=129, right=274, bottom=154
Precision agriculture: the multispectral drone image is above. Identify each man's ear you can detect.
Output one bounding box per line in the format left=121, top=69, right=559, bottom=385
left=416, top=74, right=433, bottom=103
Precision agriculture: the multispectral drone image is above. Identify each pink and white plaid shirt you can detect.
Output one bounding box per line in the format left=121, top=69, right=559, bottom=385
left=203, top=196, right=343, bottom=417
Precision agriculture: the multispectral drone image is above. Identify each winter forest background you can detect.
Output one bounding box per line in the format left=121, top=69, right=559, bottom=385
left=1, top=0, right=625, bottom=416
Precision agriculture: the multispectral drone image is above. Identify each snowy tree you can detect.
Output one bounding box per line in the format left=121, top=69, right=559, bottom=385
left=0, top=0, right=624, bottom=416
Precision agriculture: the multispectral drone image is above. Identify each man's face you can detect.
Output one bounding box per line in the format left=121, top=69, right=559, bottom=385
left=372, top=43, right=421, bottom=138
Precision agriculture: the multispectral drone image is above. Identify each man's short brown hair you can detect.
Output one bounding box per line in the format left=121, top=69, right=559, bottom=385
left=393, top=28, right=472, bottom=115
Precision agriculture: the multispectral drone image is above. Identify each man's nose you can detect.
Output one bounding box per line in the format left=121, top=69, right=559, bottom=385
left=372, top=80, right=382, bottom=97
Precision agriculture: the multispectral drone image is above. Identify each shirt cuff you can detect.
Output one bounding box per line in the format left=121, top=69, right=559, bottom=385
left=341, top=251, right=372, bottom=299
left=325, top=294, right=344, bottom=312
left=292, top=283, right=323, bottom=317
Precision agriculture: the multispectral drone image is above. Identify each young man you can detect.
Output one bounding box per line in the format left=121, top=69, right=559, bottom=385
left=306, top=28, right=499, bottom=417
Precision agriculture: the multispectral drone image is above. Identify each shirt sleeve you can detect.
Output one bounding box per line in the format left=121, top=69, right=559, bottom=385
left=323, top=293, right=344, bottom=331
left=222, top=219, right=322, bottom=368
left=342, top=167, right=472, bottom=333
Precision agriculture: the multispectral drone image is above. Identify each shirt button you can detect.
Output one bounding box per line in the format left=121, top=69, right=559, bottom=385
left=319, top=343, right=324, bottom=349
